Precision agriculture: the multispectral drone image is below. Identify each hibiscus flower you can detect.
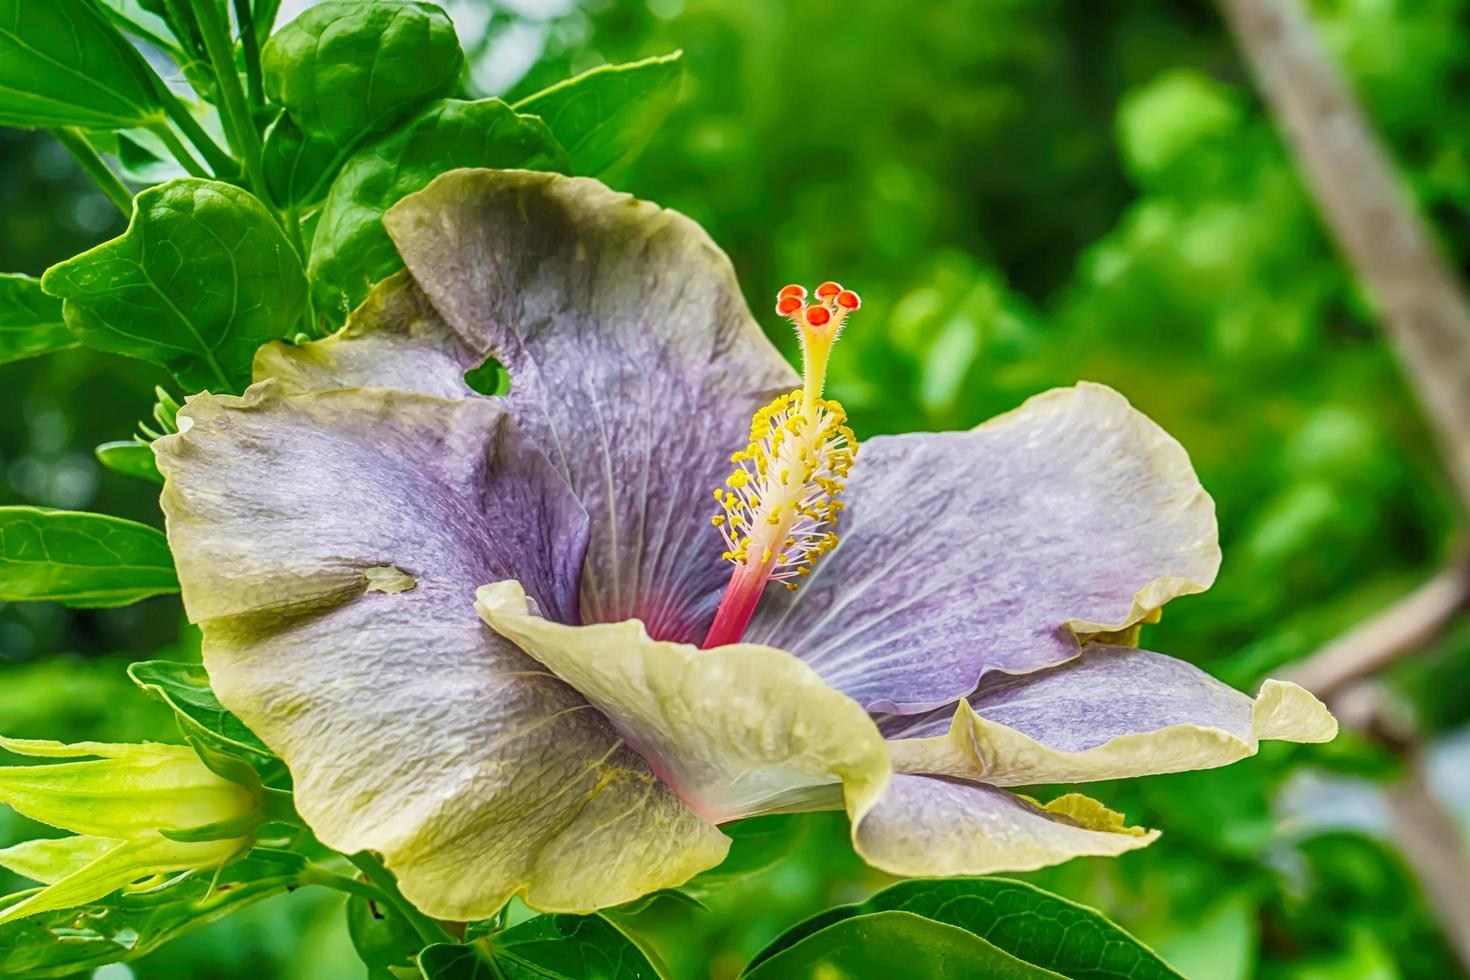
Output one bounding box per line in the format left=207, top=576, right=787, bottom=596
left=154, top=169, right=1335, bottom=920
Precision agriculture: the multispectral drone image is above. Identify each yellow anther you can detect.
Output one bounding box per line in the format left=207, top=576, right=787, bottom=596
left=709, top=279, right=862, bottom=593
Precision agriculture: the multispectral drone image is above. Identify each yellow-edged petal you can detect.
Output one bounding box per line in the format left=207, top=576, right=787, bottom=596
left=155, top=380, right=728, bottom=920
left=254, top=271, right=476, bottom=400
left=746, top=382, right=1220, bottom=715
left=886, top=646, right=1337, bottom=785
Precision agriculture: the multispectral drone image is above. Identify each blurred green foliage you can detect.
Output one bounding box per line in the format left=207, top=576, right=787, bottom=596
left=2, top=0, right=1468, bottom=977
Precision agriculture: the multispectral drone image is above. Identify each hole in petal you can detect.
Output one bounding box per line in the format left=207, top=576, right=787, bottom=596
left=463, top=355, right=510, bottom=397
left=364, top=566, right=416, bottom=594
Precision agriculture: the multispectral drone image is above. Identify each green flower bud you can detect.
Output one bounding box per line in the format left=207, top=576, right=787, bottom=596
left=0, top=737, right=265, bottom=924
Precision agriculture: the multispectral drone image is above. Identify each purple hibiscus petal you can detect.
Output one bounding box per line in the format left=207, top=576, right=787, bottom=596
left=154, top=380, right=727, bottom=919
left=883, top=644, right=1336, bottom=785
left=384, top=169, right=797, bottom=642
left=853, top=773, right=1157, bottom=876
left=744, top=383, right=1220, bottom=714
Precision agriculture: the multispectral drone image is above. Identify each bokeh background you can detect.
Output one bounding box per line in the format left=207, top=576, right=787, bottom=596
left=3, top=0, right=1469, bottom=977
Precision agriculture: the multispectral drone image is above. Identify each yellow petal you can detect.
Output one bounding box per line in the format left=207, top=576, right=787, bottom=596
left=853, top=774, right=1157, bottom=876
left=156, top=378, right=729, bottom=920
left=476, top=580, right=890, bottom=826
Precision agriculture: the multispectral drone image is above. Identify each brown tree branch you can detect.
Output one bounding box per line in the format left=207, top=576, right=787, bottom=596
left=1284, top=560, right=1470, bottom=700
left=1385, top=735, right=1470, bottom=968
left=1217, top=1, right=1470, bottom=968
left=1218, top=0, right=1470, bottom=510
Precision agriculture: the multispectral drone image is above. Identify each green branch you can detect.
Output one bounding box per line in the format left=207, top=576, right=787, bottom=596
left=50, top=129, right=132, bottom=216
left=345, top=850, right=456, bottom=948
left=300, top=865, right=386, bottom=904
left=232, top=0, right=265, bottom=109
left=189, top=0, right=269, bottom=200
left=146, top=120, right=209, bottom=178
left=155, top=84, right=237, bottom=177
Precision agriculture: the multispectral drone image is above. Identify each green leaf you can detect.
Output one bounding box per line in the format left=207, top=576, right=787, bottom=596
left=262, top=0, right=463, bottom=145
left=127, top=661, right=275, bottom=760
left=41, top=179, right=307, bottom=393
left=260, top=0, right=468, bottom=212
left=514, top=53, right=683, bottom=179
left=95, top=441, right=164, bottom=485
left=0, top=274, right=75, bottom=366
left=421, top=914, right=662, bottom=980
left=310, top=98, right=567, bottom=322
left=107, top=127, right=202, bottom=185
left=419, top=943, right=495, bottom=980
left=261, top=111, right=343, bottom=211
left=745, top=878, right=1184, bottom=980
left=0, top=849, right=306, bottom=979
left=0, top=0, right=166, bottom=130
left=347, top=893, right=423, bottom=980
left=743, top=911, right=1065, bottom=980
left=0, top=507, right=177, bottom=608
left=683, top=813, right=802, bottom=898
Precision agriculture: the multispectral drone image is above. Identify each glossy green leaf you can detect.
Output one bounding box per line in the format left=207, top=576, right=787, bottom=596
left=310, top=99, right=567, bottom=322
left=419, top=943, right=495, bottom=980
left=0, top=507, right=177, bottom=608
left=0, top=849, right=306, bottom=979
left=0, top=274, right=75, bottom=366
left=260, top=0, right=467, bottom=212
left=261, top=111, right=343, bottom=211
left=41, top=179, right=307, bottom=393
left=347, top=893, right=423, bottom=980
left=262, top=0, right=463, bottom=145
left=109, top=128, right=196, bottom=185
left=127, top=661, right=274, bottom=760
left=514, top=53, right=682, bottom=178
left=95, top=441, right=164, bottom=485
left=743, top=911, right=1065, bottom=980
left=683, top=814, right=802, bottom=898
left=421, top=914, right=662, bottom=980
left=0, top=0, right=166, bottom=130
left=745, top=878, right=1183, bottom=979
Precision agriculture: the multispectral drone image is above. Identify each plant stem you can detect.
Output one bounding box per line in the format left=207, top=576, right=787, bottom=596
left=51, top=128, right=133, bottom=216
left=232, top=0, right=265, bottom=109
left=155, top=84, right=237, bottom=177
left=301, top=865, right=386, bottom=903
left=146, top=120, right=210, bottom=178
left=189, top=0, right=270, bottom=201
left=346, top=850, right=455, bottom=947
left=283, top=209, right=320, bottom=335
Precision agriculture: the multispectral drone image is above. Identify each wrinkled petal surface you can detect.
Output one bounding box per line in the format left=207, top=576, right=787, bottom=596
left=155, top=379, right=726, bottom=919
left=884, top=645, right=1337, bottom=786
left=854, top=775, right=1157, bottom=876
left=477, top=580, right=889, bottom=825
left=386, top=169, right=797, bottom=641
left=746, top=383, right=1220, bottom=714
